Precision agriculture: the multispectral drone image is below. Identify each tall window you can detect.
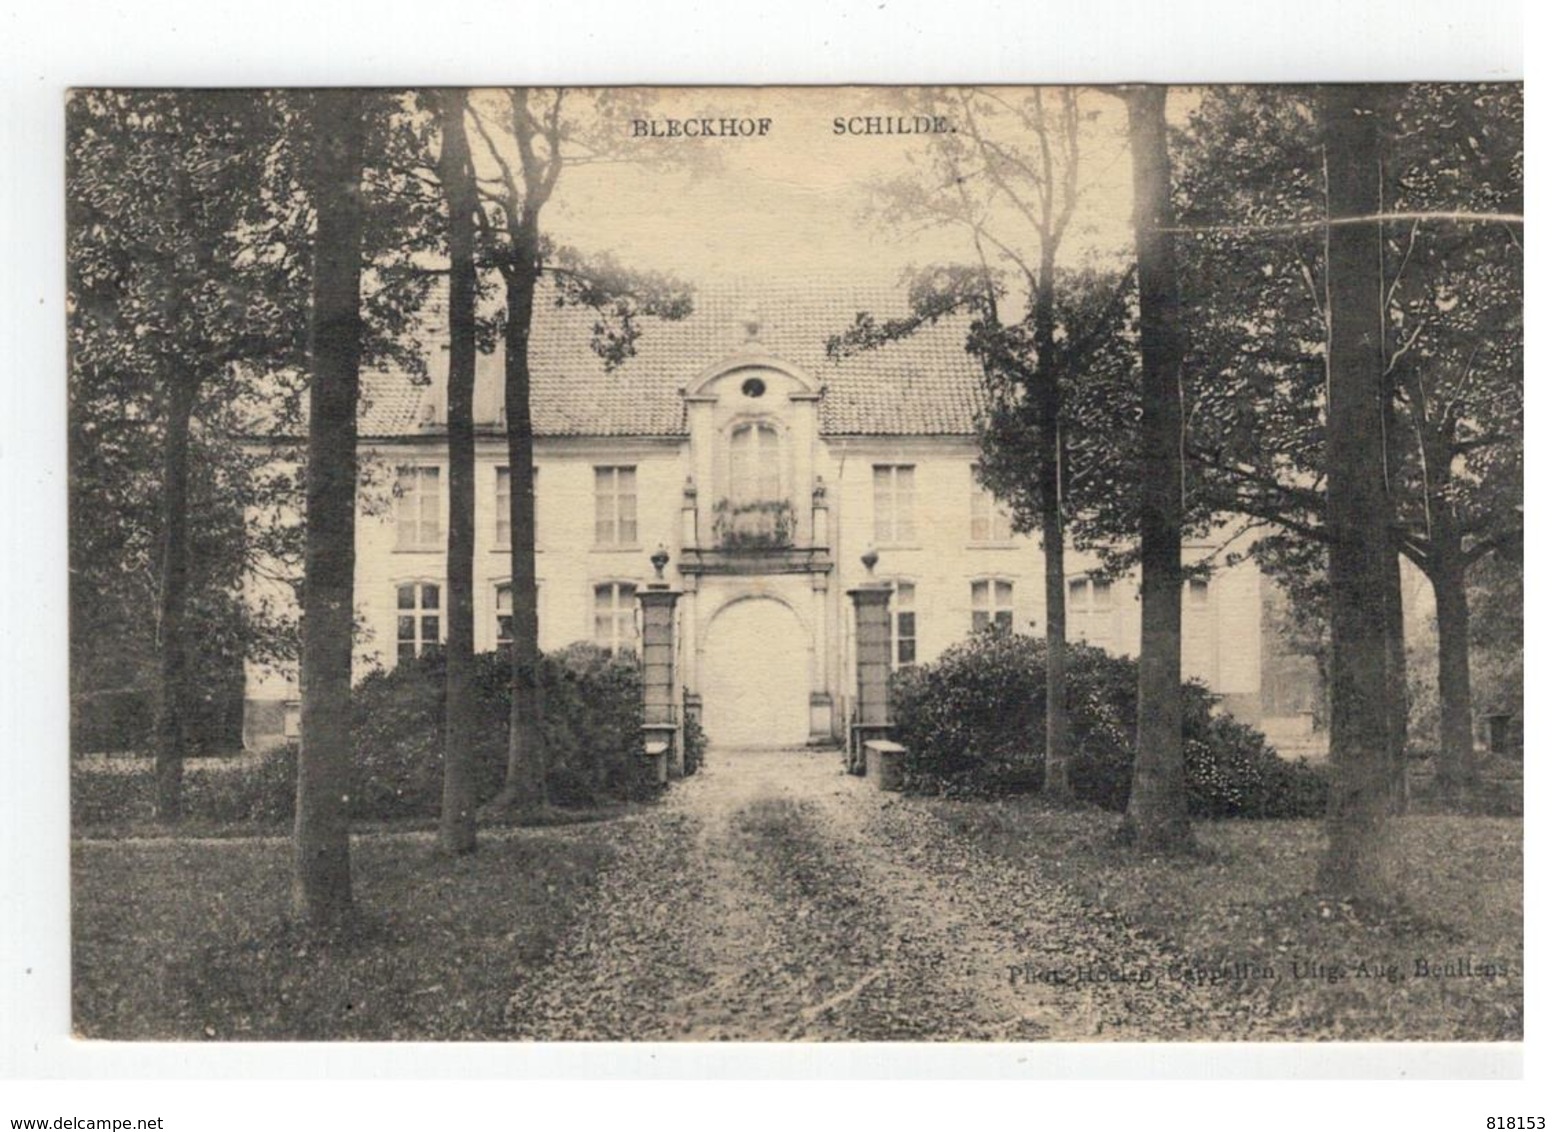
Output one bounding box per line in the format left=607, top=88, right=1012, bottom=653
left=1069, top=577, right=1115, bottom=646
left=971, top=578, right=1014, bottom=633
left=970, top=477, right=1013, bottom=543
left=494, top=580, right=540, bottom=650
left=873, top=464, right=917, bottom=545
left=729, top=422, right=781, bottom=504
left=594, top=466, right=638, bottom=548
left=593, top=582, right=638, bottom=653
left=893, top=580, right=918, bottom=667
left=1184, top=576, right=1213, bottom=677
left=495, top=466, right=511, bottom=548
left=495, top=582, right=513, bottom=648
left=396, top=581, right=441, bottom=660
left=496, top=465, right=538, bottom=549
left=395, top=466, right=441, bottom=550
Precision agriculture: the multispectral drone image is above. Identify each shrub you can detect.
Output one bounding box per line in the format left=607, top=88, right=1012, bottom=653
left=184, top=746, right=297, bottom=824
left=889, top=631, right=1327, bottom=818
left=350, top=644, right=652, bottom=819
left=682, top=711, right=708, bottom=776
left=71, top=758, right=156, bottom=826
left=536, top=643, right=653, bottom=807
left=71, top=747, right=296, bottom=828
left=72, top=646, right=651, bottom=828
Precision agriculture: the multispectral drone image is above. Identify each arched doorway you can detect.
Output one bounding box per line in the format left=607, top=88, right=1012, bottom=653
left=701, top=596, right=810, bottom=749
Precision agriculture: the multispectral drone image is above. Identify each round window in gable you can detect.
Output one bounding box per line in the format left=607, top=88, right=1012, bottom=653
left=741, top=377, right=767, bottom=399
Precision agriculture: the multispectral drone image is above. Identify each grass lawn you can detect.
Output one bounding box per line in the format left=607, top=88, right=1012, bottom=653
left=927, top=798, right=1522, bottom=1040
left=73, top=828, right=616, bottom=1040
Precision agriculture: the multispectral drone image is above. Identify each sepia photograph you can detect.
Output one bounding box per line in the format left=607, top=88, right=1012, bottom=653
left=59, top=78, right=1523, bottom=1052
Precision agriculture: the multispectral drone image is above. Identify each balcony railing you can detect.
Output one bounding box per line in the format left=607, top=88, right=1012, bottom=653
left=710, top=498, right=796, bottom=551
left=677, top=488, right=832, bottom=576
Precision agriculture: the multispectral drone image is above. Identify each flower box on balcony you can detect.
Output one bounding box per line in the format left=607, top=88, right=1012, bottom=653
left=711, top=498, right=796, bottom=551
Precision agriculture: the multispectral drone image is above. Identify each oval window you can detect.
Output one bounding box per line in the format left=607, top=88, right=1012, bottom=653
left=741, top=377, right=766, bottom=398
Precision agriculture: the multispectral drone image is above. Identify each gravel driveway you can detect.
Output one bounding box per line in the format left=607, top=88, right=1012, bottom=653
left=506, top=748, right=1255, bottom=1041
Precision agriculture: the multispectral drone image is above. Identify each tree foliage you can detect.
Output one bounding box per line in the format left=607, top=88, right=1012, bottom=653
left=830, top=87, right=1129, bottom=796
left=461, top=88, right=694, bottom=813
left=1170, top=84, right=1522, bottom=793
left=67, top=89, right=474, bottom=755
left=68, top=91, right=311, bottom=806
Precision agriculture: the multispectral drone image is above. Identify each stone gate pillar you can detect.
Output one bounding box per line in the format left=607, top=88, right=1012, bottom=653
left=847, top=548, right=893, bottom=772
left=638, top=546, right=682, bottom=781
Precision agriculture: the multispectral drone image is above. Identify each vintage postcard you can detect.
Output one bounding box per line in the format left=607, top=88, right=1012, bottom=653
left=64, top=82, right=1522, bottom=1054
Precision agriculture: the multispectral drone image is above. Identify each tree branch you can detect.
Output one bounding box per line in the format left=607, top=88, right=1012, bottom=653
left=1464, top=526, right=1521, bottom=565
left=1383, top=216, right=1419, bottom=317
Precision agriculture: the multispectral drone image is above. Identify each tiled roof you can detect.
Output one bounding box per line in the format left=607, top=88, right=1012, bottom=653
left=356, top=279, right=986, bottom=439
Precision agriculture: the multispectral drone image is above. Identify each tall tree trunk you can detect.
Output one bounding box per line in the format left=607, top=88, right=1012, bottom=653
left=1430, top=539, right=1477, bottom=794
left=1318, top=84, right=1398, bottom=898
left=1375, top=88, right=1411, bottom=817
left=1034, top=249, right=1071, bottom=799
left=496, top=242, right=546, bottom=812
left=1039, top=483, right=1070, bottom=797
left=437, top=90, right=479, bottom=854
left=1122, top=86, right=1192, bottom=852
left=1382, top=540, right=1410, bottom=813
left=293, top=89, right=366, bottom=928
left=152, top=378, right=197, bottom=822
left=1408, top=404, right=1478, bottom=798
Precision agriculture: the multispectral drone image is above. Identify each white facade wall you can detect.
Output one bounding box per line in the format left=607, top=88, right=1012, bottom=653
left=352, top=437, right=688, bottom=670
left=242, top=360, right=1265, bottom=750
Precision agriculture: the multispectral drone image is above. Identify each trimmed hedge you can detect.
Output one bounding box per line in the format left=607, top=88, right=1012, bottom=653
left=350, top=644, right=654, bottom=818
left=71, top=747, right=297, bottom=827
left=889, top=631, right=1328, bottom=818
left=73, top=644, right=652, bottom=827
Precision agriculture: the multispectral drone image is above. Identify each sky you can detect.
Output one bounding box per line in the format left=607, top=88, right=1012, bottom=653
left=485, top=86, right=1147, bottom=294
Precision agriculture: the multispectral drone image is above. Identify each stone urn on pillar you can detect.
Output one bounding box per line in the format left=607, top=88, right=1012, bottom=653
left=637, top=544, right=683, bottom=782
left=846, top=546, right=895, bottom=774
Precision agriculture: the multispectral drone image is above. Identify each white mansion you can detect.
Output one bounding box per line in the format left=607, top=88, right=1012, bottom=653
left=242, top=284, right=1266, bottom=752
